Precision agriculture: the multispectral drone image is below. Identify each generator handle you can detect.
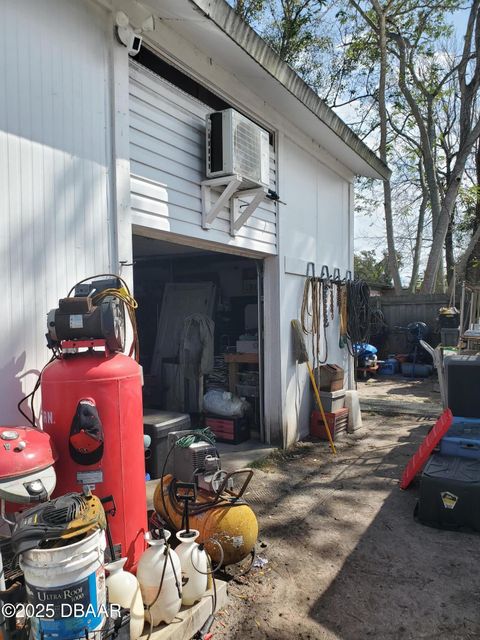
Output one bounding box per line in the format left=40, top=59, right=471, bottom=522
left=217, top=468, right=254, bottom=501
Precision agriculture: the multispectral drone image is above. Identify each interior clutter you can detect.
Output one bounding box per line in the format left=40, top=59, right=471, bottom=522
left=134, top=236, right=263, bottom=458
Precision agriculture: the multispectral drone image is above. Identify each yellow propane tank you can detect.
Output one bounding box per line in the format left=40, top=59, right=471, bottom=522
left=153, top=475, right=258, bottom=566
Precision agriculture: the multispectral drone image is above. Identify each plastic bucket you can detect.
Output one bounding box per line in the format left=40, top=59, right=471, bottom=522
left=20, top=529, right=106, bottom=639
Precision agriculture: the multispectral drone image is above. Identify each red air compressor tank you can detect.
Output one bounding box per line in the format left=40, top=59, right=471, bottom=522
left=41, top=349, right=147, bottom=570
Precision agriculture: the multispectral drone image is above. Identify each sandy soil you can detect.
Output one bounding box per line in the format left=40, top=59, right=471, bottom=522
left=357, top=376, right=442, bottom=416
left=211, top=414, right=480, bottom=640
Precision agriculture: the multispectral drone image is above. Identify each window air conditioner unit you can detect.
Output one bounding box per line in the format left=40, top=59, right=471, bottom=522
left=206, top=108, right=270, bottom=188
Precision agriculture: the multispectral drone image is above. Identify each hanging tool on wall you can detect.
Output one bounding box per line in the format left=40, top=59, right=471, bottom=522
left=291, top=320, right=336, bottom=455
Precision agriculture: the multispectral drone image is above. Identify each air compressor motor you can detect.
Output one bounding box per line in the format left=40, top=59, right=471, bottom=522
left=168, top=431, right=229, bottom=493
left=46, top=277, right=126, bottom=352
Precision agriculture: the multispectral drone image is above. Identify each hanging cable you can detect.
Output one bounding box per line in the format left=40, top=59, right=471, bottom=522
left=17, top=353, right=58, bottom=428
left=345, top=279, right=371, bottom=356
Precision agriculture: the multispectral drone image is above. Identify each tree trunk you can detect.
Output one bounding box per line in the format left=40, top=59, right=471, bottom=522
left=421, top=2, right=480, bottom=291
left=409, top=165, right=427, bottom=293
left=421, top=129, right=480, bottom=291
left=377, top=10, right=402, bottom=294
left=466, top=139, right=480, bottom=284
left=445, top=215, right=455, bottom=288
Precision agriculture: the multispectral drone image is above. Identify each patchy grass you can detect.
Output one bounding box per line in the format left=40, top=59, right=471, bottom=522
left=248, top=441, right=318, bottom=470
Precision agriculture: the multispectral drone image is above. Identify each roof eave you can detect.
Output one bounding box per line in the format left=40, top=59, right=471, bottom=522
left=188, top=0, right=390, bottom=181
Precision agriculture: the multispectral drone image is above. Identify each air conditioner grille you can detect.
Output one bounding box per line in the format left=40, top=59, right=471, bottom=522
left=233, top=120, right=262, bottom=183
left=206, top=108, right=270, bottom=187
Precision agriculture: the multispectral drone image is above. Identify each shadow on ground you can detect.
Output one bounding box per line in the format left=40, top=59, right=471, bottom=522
left=214, top=415, right=480, bottom=640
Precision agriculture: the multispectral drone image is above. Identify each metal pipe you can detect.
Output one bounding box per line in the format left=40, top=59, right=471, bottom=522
left=0, top=501, right=14, bottom=527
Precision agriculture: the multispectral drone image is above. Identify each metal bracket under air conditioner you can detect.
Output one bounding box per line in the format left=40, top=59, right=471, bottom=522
left=201, top=175, right=268, bottom=236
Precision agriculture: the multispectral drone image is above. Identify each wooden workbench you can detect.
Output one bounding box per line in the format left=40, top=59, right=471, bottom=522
left=224, top=352, right=259, bottom=394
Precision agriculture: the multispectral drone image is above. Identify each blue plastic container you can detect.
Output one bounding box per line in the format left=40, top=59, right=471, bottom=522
left=440, top=436, right=480, bottom=459
left=401, top=362, right=433, bottom=377
left=449, top=417, right=480, bottom=437
left=379, top=358, right=399, bottom=375
left=440, top=417, right=480, bottom=460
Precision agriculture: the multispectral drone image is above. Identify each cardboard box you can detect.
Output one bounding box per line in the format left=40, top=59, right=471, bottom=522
left=316, top=364, right=344, bottom=391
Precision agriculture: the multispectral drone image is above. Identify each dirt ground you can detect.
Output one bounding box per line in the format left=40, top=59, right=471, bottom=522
left=357, top=376, right=442, bottom=416
left=212, top=412, right=480, bottom=640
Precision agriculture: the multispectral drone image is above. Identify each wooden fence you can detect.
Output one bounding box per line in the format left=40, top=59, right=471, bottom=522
left=371, top=293, right=449, bottom=357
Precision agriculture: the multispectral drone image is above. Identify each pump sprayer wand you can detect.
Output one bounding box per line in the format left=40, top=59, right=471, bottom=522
left=175, top=482, right=197, bottom=536
left=291, top=319, right=337, bottom=455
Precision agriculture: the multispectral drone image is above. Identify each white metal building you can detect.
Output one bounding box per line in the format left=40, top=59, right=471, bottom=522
left=0, top=0, right=389, bottom=447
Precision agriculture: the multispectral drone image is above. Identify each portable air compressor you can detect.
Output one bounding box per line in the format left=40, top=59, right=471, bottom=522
left=154, top=431, right=258, bottom=566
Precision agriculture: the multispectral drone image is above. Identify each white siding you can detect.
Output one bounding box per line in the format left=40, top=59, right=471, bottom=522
left=0, top=0, right=113, bottom=423
left=129, top=62, right=277, bottom=256
left=278, top=136, right=353, bottom=445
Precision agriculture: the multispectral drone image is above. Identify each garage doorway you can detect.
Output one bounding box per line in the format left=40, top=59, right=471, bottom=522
left=133, top=234, right=266, bottom=466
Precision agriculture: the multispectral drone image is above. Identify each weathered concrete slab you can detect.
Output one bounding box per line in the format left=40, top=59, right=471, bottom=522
left=216, top=440, right=276, bottom=470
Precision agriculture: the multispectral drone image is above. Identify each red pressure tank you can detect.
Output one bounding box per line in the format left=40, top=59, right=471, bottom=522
left=41, top=349, right=147, bottom=570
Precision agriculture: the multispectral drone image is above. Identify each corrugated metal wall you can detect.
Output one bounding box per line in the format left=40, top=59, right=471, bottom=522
left=129, top=61, right=278, bottom=255
left=0, top=0, right=113, bottom=422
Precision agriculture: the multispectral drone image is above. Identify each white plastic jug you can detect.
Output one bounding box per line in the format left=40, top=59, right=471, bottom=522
left=106, top=558, right=144, bottom=640
left=176, top=529, right=208, bottom=606
left=137, top=531, right=182, bottom=626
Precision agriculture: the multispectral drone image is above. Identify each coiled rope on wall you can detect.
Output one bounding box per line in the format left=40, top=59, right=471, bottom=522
left=301, top=275, right=372, bottom=369
left=345, top=279, right=371, bottom=355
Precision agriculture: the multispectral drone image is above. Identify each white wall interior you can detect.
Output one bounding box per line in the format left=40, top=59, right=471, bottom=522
left=278, top=136, right=353, bottom=446
left=0, top=0, right=113, bottom=423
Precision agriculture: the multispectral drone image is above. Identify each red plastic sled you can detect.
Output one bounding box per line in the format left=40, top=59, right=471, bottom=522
left=399, top=408, right=453, bottom=490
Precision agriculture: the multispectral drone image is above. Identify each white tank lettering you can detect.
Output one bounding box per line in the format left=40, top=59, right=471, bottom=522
left=42, top=411, right=54, bottom=425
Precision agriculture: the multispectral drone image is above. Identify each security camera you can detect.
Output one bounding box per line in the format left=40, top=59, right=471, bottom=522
left=116, top=24, right=143, bottom=56
left=114, top=11, right=153, bottom=57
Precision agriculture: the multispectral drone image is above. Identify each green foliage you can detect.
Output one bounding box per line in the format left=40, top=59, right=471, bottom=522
left=231, top=0, right=266, bottom=24
left=354, top=250, right=401, bottom=286
left=456, top=184, right=480, bottom=234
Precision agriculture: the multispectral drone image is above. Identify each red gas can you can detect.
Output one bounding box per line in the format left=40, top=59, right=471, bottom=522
left=41, top=349, right=147, bottom=570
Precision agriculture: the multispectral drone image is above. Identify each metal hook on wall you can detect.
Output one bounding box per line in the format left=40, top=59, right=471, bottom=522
left=333, top=268, right=341, bottom=283
left=345, top=269, right=352, bottom=282
left=320, top=265, right=330, bottom=281
left=306, top=262, right=316, bottom=279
